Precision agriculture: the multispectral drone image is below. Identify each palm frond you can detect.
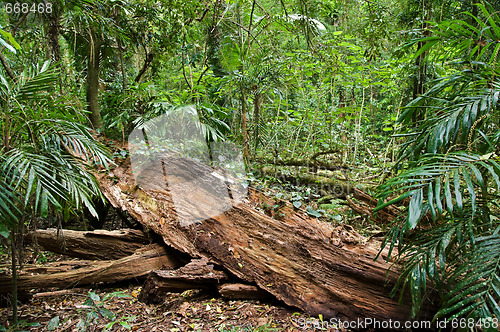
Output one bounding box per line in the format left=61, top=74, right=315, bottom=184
left=376, top=152, right=500, bottom=231
left=436, top=227, right=500, bottom=320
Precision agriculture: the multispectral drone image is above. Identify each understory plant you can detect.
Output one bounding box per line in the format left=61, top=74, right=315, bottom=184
left=376, top=2, right=500, bottom=323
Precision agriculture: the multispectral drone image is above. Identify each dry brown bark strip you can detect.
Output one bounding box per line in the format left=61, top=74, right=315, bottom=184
left=0, top=244, right=181, bottom=293
left=138, top=258, right=228, bottom=303
left=96, top=159, right=413, bottom=321
left=218, top=283, right=272, bottom=300
left=25, top=228, right=151, bottom=260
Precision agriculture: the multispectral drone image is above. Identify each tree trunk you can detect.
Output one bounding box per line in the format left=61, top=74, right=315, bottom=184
left=218, top=283, right=272, bottom=300
left=0, top=244, right=181, bottom=293
left=253, top=93, right=261, bottom=152
left=95, top=158, right=428, bottom=321
left=26, top=228, right=151, bottom=260
left=134, top=51, right=154, bottom=83
left=138, top=258, right=228, bottom=304
left=47, top=8, right=61, bottom=63
left=87, top=31, right=102, bottom=129
left=241, top=87, right=249, bottom=162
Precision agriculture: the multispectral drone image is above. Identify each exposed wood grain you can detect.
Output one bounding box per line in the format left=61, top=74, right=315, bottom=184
left=138, top=258, right=228, bottom=303
left=96, top=158, right=415, bottom=321
left=218, top=283, right=272, bottom=300
left=0, top=244, right=181, bottom=293
left=26, top=228, right=151, bottom=260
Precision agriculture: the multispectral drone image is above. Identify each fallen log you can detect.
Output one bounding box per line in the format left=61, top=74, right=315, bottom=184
left=95, top=157, right=423, bottom=322
left=258, top=167, right=399, bottom=223
left=258, top=166, right=355, bottom=198
left=218, top=283, right=272, bottom=301
left=0, top=244, right=181, bottom=293
left=26, top=228, right=151, bottom=260
left=255, top=154, right=349, bottom=172
left=138, top=258, right=228, bottom=304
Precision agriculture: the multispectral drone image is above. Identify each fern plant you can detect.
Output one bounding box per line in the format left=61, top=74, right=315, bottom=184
left=376, top=2, right=500, bottom=323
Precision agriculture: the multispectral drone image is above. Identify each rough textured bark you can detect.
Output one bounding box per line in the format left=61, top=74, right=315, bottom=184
left=26, top=228, right=151, bottom=260
left=218, top=283, right=272, bottom=300
left=96, top=158, right=419, bottom=321
left=134, top=51, right=154, bottom=83
left=138, top=258, right=228, bottom=304
left=258, top=166, right=354, bottom=198
left=0, top=244, right=181, bottom=293
left=47, top=10, right=61, bottom=63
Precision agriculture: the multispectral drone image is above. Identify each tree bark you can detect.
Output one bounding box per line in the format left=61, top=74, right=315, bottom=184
left=253, top=92, right=261, bottom=152
left=134, top=51, right=154, bottom=83
left=87, top=30, right=102, bottom=129
left=0, top=244, right=181, bottom=293
left=218, top=283, right=272, bottom=300
left=95, top=158, right=424, bottom=321
left=47, top=9, right=61, bottom=63
left=138, top=258, right=228, bottom=304
left=26, top=228, right=151, bottom=260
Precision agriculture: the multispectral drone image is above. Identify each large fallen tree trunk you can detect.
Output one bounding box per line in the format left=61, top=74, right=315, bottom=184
left=95, top=156, right=424, bottom=322
left=0, top=244, right=181, bottom=293
left=25, top=228, right=151, bottom=260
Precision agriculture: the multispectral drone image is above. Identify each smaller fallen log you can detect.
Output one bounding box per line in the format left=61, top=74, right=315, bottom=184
left=218, top=283, right=272, bottom=300
left=255, top=150, right=349, bottom=172
left=0, top=244, right=181, bottom=293
left=258, top=167, right=355, bottom=198
left=26, top=228, right=151, bottom=260
left=33, top=289, right=87, bottom=298
left=139, top=259, right=228, bottom=304
left=346, top=188, right=401, bottom=224
left=257, top=167, right=400, bottom=223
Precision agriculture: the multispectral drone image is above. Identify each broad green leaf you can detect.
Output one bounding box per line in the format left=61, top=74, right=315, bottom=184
left=444, top=174, right=453, bottom=213
left=407, top=189, right=423, bottom=230
left=0, top=223, right=9, bottom=238
left=47, top=316, right=60, bottom=331
left=453, top=171, right=462, bottom=212
left=462, top=171, right=476, bottom=213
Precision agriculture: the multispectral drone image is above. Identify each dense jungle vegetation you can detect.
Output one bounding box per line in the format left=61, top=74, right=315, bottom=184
left=1, top=0, right=500, bottom=330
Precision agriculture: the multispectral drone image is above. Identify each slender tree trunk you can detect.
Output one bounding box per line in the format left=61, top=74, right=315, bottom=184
left=47, top=10, right=61, bottom=63
left=353, top=87, right=365, bottom=162
left=253, top=93, right=261, bottom=153
left=241, top=87, right=249, bottom=163
left=207, top=0, right=226, bottom=78
left=236, top=2, right=249, bottom=163
left=338, top=88, right=347, bottom=162
left=412, top=1, right=429, bottom=123
left=134, top=50, right=154, bottom=83
left=117, top=38, right=127, bottom=91
left=86, top=31, right=102, bottom=129
left=10, top=231, right=18, bottom=325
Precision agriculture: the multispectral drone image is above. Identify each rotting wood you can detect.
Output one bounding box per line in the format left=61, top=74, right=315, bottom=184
left=138, top=258, right=228, bottom=304
left=218, top=283, right=272, bottom=300
left=26, top=228, right=151, bottom=260
left=0, top=244, right=182, bottom=293
left=95, top=158, right=424, bottom=322
left=258, top=166, right=399, bottom=223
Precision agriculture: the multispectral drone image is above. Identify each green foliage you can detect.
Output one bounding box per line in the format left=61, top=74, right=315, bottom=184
left=75, top=291, right=134, bottom=331
left=0, top=61, right=110, bottom=236
left=376, top=2, right=500, bottom=322
left=0, top=27, right=20, bottom=53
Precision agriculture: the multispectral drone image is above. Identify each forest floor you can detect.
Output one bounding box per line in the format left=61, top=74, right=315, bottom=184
left=0, top=282, right=343, bottom=331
